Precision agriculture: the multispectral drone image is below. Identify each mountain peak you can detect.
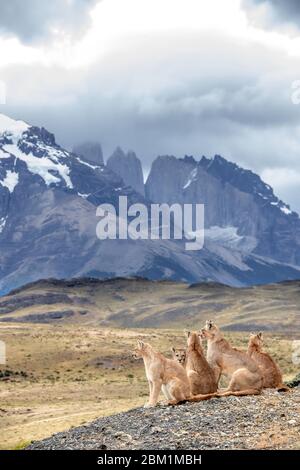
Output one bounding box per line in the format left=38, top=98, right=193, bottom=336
left=73, top=141, right=104, bottom=166
left=0, top=113, right=29, bottom=140
left=107, top=147, right=145, bottom=196
left=111, top=146, right=126, bottom=158
left=180, top=155, right=197, bottom=164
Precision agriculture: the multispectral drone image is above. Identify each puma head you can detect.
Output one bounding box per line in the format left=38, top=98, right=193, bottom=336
left=171, top=347, right=186, bottom=365
left=132, top=340, right=151, bottom=358
left=249, top=332, right=264, bottom=348
left=201, top=320, right=221, bottom=341
left=186, top=331, right=201, bottom=349
left=198, top=329, right=207, bottom=340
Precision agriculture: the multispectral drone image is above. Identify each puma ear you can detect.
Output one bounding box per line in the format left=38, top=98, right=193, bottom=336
left=171, top=347, right=176, bottom=353
left=258, top=332, right=263, bottom=339
left=184, top=330, right=191, bottom=338
left=137, top=340, right=145, bottom=349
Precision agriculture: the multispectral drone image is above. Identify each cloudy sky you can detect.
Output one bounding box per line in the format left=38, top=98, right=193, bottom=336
left=0, top=0, right=300, bottom=210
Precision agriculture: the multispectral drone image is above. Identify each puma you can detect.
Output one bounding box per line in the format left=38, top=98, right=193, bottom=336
left=171, top=347, right=186, bottom=366
left=133, top=340, right=191, bottom=407
left=201, top=320, right=263, bottom=397
left=173, top=332, right=218, bottom=395
left=133, top=341, right=217, bottom=407
left=247, top=333, right=289, bottom=392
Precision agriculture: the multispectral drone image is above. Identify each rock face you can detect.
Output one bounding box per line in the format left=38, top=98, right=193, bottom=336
left=72, top=141, right=104, bottom=165
left=27, top=389, right=300, bottom=450
left=146, top=154, right=300, bottom=265
left=1, top=113, right=300, bottom=294
left=107, top=147, right=145, bottom=196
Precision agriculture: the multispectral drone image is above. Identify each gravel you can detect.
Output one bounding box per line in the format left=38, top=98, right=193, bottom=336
left=28, top=389, right=300, bottom=450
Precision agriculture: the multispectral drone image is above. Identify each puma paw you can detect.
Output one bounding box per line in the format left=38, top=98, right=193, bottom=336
left=158, top=400, right=169, bottom=406
left=144, top=402, right=156, bottom=408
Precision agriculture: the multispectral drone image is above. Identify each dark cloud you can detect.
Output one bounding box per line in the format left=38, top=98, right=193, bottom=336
left=1, top=31, right=300, bottom=211
left=243, top=0, right=300, bottom=30
left=0, top=0, right=99, bottom=44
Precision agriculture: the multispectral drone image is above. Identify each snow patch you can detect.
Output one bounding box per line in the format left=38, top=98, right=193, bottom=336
left=3, top=144, right=73, bottom=189
left=205, top=226, right=243, bottom=245
left=76, top=156, right=100, bottom=170
left=183, top=168, right=198, bottom=189
left=270, top=201, right=292, bottom=215
left=0, top=216, right=7, bottom=233
left=0, top=114, right=29, bottom=140
left=0, top=170, right=19, bottom=193
left=205, top=226, right=257, bottom=253
left=0, top=148, right=12, bottom=159
left=280, top=206, right=292, bottom=215
left=78, top=192, right=90, bottom=199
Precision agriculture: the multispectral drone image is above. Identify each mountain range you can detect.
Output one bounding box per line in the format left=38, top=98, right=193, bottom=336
left=1, top=112, right=300, bottom=294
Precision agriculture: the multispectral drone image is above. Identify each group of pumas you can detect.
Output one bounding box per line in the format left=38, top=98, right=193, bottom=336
left=133, top=320, right=289, bottom=407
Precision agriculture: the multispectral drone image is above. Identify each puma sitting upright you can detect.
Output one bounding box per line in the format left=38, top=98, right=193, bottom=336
left=201, top=320, right=263, bottom=397
left=133, top=340, right=218, bottom=407
left=247, top=333, right=289, bottom=392
left=173, top=332, right=218, bottom=395
left=133, top=340, right=191, bottom=407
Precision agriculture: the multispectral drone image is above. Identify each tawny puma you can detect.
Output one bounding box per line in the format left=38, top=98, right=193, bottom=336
left=201, top=320, right=263, bottom=397
left=247, top=333, right=289, bottom=391
left=171, top=347, right=186, bottom=366
left=173, top=332, right=218, bottom=395
left=133, top=340, right=191, bottom=407
left=133, top=341, right=217, bottom=407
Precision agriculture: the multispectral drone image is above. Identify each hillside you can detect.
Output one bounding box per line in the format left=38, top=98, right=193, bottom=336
left=1, top=277, right=300, bottom=332
left=27, top=389, right=300, bottom=450
left=2, top=113, right=300, bottom=292
left=0, top=323, right=298, bottom=450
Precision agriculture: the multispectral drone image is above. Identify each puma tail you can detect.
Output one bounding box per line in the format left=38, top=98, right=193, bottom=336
left=215, top=388, right=261, bottom=397
left=277, top=384, right=290, bottom=393
left=187, top=392, right=219, bottom=402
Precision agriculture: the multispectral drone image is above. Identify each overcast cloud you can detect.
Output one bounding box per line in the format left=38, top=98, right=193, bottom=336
left=0, top=0, right=99, bottom=44
left=243, top=0, right=300, bottom=31
left=0, top=0, right=300, bottom=212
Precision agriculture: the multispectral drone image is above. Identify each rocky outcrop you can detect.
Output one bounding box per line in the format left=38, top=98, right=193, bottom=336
left=1, top=113, right=300, bottom=294
left=287, top=373, right=300, bottom=388
left=107, top=147, right=145, bottom=196
left=73, top=141, right=104, bottom=165
left=145, top=154, right=300, bottom=265
left=27, top=389, right=300, bottom=449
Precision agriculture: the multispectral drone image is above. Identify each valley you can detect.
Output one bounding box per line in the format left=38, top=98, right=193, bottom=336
left=0, top=322, right=298, bottom=450
left=0, top=277, right=299, bottom=449
left=1, top=277, right=300, bottom=332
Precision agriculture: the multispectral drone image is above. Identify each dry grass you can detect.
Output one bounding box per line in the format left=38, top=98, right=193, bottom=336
left=1, top=279, right=300, bottom=333
left=0, top=323, right=298, bottom=450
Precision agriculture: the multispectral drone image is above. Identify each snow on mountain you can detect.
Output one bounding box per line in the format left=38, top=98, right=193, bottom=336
left=72, top=142, right=104, bottom=166
left=0, top=170, right=19, bottom=193
left=146, top=154, right=300, bottom=265
left=0, top=114, right=29, bottom=139
left=1, top=113, right=300, bottom=294
left=183, top=167, right=198, bottom=189
left=0, top=114, right=124, bottom=202
left=2, top=142, right=73, bottom=188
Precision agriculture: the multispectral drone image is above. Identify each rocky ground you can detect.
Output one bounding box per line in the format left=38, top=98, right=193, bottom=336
left=28, top=388, right=300, bottom=450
